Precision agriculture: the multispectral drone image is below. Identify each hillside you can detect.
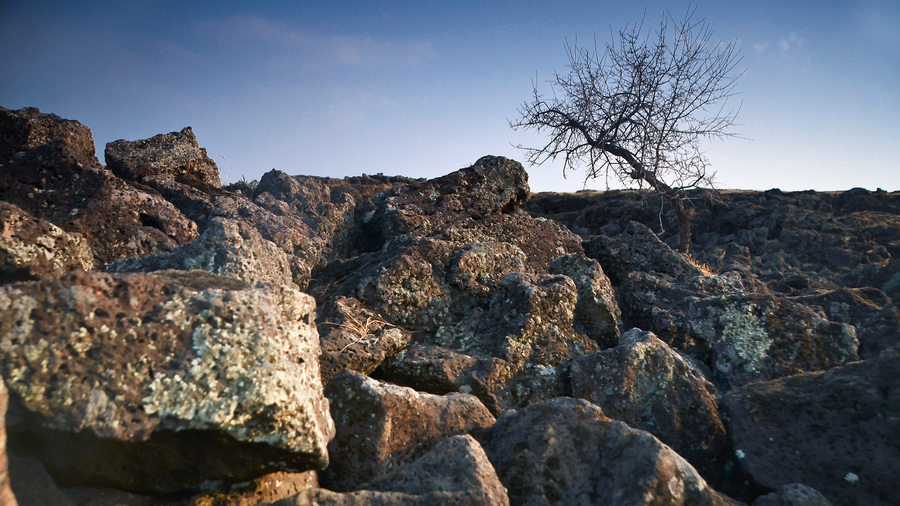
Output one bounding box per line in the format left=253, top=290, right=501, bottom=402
left=0, top=106, right=897, bottom=505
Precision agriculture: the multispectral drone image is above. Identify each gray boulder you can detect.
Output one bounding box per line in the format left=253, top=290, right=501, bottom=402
left=0, top=270, right=334, bottom=493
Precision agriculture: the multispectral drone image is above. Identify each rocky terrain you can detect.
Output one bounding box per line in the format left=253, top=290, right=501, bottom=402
left=0, top=106, right=897, bottom=505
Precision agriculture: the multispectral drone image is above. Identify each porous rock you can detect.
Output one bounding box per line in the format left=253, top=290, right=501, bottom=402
left=106, top=216, right=294, bottom=288
left=317, top=296, right=412, bottom=383
left=189, top=470, right=318, bottom=506
left=321, top=370, right=496, bottom=491
left=722, top=350, right=900, bottom=506
left=548, top=252, right=621, bottom=347
left=570, top=328, right=726, bottom=468
left=276, top=435, right=508, bottom=505
left=0, top=201, right=94, bottom=283
left=0, top=107, right=199, bottom=265
left=378, top=343, right=508, bottom=414
left=751, top=483, right=833, bottom=506
left=135, top=174, right=324, bottom=288
left=477, top=397, right=738, bottom=505
left=0, top=270, right=334, bottom=493
left=0, top=106, right=98, bottom=164
left=0, top=380, right=16, bottom=506
left=105, top=127, right=222, bottom=188
left=360, top=155, right=529, bottom=245
left=689, top=293, right=859, bottom=387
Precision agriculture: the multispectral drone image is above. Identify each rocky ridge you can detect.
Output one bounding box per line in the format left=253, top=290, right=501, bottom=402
left=0, top=106, right=897, bottom=505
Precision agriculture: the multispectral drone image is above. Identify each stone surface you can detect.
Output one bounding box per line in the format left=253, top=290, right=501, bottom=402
left=377, top=343, right=508, bottom=414
left=0, top=106, right=98, bottom=165
left=321, top=371, right=496, bottom=491
left=0, top=201, right=94, bottom=283
left=317, top=296, right=412, bottom=383
left=190, top=470, right=318, bottom=505
left=548, top=252, right=621, bottom=347
left=722, top=350, right=900, bottom=506
left=276, top=435, right=508, bottom=505
left=752, top=483, right=834, bottom=506
left=569, top=328, right=726, bottom=468
left=0, top=380, right=16, bottom=506
left=0, top=107, right=199, bottom=266
left=0, top=270, right=334, bottom=493
left=478, top=397, right=738, bottom=505
left=107, top=216, right=294, bottom=287
left=105, top=127, right=222, bottom=188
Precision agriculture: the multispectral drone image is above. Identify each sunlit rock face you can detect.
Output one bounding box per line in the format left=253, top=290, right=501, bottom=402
left=0, top=270, right=334, bottom=493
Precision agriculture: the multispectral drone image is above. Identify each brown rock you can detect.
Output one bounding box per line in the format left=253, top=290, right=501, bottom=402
left=378, top=343, right=507, bottom=415
left=105, top=127, right=222, bottom=188
left=321, top=371, right=495, bottom=491
left=360, top=155, right=529, bottom=246
left=0, top=380, right=17, bottom=506
left=548, top=252, right=621, bottom=347
left=689, top=293, right=859, bottom=387
left=276, top=435, right=508, bottom=505
left=107, top=216, right=294, bottom=288
left=722, top=350, right=900, bottom=506
left=0, top=108, right=198, bottom=265
left=0, top=106, right=98, bottom=166
left=0, top=270, right=334, bottom=493
left=0, top=201, right=94, bottom=283
left=478, top=397, right=739, bottom=505
left=751, top=483, right=833, bottom=506
left=317, top=297, right=411, bottom=383
left=570, top=328, right=726, bottom=468
left=190, top=470, right=318, bottom=505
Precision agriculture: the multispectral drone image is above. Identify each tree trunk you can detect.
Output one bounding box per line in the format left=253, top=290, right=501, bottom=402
left=670, top=197, right=692, bottom=254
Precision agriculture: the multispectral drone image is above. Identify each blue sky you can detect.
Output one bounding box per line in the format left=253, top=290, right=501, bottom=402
left=2, top=1, right=898, bottom=192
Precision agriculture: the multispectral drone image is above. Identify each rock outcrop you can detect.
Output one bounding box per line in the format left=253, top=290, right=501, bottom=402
left=1, top=106, right=898, bottom=504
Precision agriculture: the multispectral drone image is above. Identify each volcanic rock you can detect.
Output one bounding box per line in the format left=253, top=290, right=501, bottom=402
left=0, top=270, right=334, bottom=493
left=478, top=397, right=738, bottom=505
left=105, top=127, right=222, bottom=188
left=277, top=435, right=508, bottom=505
left=0, top=201, right=94, bottom=283
left=570, top=328, right=726, bottom=469
left=0, top=107, right=199, bottom=266
left=321, top=370, right=495, bottom=491
left=722, top=350, right=900, bottom=505
left=107, top=216, right=294, bottom=288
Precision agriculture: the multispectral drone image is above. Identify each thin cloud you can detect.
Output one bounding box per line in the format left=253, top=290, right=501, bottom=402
left=779, top=32, right=804, bottom=52
left=204, top=16, right=436, bottom=71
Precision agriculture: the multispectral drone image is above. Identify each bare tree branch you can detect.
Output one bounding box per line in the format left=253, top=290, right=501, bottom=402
left=512, top=7, right=742, bottom=252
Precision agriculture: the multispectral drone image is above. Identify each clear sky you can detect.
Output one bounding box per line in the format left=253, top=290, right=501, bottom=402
left=2, top=1, right=898, bottom=192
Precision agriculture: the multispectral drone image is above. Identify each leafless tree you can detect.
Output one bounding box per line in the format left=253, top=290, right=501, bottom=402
left=512, top=8, right=742, bottom=252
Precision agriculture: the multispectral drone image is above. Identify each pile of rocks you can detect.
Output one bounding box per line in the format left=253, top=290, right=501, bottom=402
left=0, top=106, right=897, bottom=505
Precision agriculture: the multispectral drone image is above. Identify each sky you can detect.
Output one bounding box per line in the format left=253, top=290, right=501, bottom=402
left=1, top=1, right=898, bottom=192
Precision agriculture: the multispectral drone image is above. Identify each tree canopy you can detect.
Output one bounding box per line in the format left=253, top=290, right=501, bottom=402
left=513, top=8, right=742, bottom=252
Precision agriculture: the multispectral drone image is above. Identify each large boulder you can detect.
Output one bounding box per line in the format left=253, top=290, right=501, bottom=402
left=478, top=397, right=738, bottom=505
left=277, top=435, right=509, bottom=505
left=569, top=328, right=726, bottom=469
left=316, top=296, right=412, bottom=383
left=722, top=350, right=900, bottom=506
left=0, top=201, right=94, bottom=283
left=106, top=216, right=294, bottom=287
left=0, top=106, right=98, bottom=165
left=0, top=270, right=334, bottom=494
left=359, top=155, right=529, bottom=247
left=0, top=107, right=199, bottom=266
left=321, top=371, right=495, bottom=491
left=105, top=126, right=222, bottom=188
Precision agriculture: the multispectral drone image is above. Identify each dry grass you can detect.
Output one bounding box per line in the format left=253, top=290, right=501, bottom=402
left=323, top=313, right=393, bottom=352
left=686, top=253, right=717, bottom=276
